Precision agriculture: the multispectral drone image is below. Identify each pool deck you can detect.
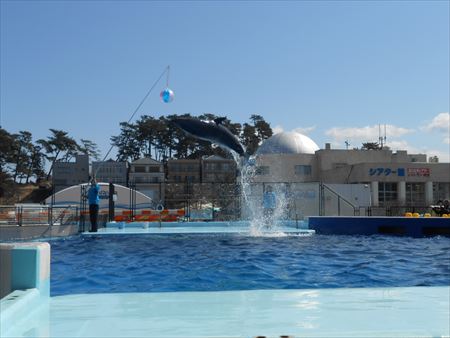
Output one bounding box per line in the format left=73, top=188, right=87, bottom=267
left=82, top=225, right=314, bottom=236
left=4, top=286, right=449, bottom=337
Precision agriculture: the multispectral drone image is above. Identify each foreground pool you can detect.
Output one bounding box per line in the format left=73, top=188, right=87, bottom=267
left=5, top=286, right=450, bottom=337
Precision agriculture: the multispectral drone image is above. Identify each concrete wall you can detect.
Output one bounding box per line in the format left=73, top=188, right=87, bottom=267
left=0, top=224, right=79, bottom=241
left=316, top=148, right=395, bottom=171
left=252, top=154, right=318, bottom=183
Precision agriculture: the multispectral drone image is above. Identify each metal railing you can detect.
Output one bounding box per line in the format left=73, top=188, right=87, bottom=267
left=0, top=205, right=79, bottom=226
left=320, top=183, right=358, bottom=216
left=361, top=205, right=436, bottom=217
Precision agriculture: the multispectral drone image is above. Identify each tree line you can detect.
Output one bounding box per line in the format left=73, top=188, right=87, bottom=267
left=0, top=113, right=273, bottom=194
left=0, top=128, right=100, bottom=185
left=111, top=113, right=273, bottom=162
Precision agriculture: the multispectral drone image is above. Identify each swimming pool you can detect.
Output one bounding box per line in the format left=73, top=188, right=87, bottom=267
left=3, top=224, right=450, bottom=338
left=49, top=233, right=450, bottom=296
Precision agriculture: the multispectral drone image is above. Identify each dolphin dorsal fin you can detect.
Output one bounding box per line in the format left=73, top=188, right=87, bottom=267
left=214, top=117, right=226, bottom=125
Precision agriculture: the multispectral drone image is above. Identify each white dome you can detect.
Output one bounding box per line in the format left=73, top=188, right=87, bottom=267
left=256, top=131, right=319, bottom=155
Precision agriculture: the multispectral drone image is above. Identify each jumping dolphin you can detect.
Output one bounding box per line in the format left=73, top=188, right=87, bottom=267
left=172, top=117, right=245, bottom=156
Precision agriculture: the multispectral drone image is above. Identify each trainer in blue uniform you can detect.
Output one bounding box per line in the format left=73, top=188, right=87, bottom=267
left=88, top=178, right=100, bottom=232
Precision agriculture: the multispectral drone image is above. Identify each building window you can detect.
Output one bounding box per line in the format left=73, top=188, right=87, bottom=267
left=433, top=182, right=450, bottom=202
left=295, top=165, right=312, bottom=176
left=204, top=163, right=215, bottom=170
left=378, top=182, right=397, bottom=205
left=332, top=163, right=347, bottom=169
left=255, top=166, right=270, bottom=175
left=134, top=166, right=146, bottom=173
left=148, top=166, right=160, bottom=173
left=186, top=165, right=197, bottom=172
left=406, top=183, right=425, bottom=206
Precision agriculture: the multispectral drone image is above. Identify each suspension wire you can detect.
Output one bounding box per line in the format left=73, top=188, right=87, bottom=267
left=93, top=65, right=170, bottom=178
left=166, top=65, right=170, bottom=88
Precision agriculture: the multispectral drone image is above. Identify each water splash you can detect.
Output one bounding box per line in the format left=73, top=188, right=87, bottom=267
left=232, top=153, right=289, bottom=236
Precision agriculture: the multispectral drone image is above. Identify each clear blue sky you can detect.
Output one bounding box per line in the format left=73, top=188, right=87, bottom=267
left=1, top=1, right=449, bottom=161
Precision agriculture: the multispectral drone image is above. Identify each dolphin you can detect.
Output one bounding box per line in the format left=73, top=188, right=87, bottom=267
left=172, top=117, right=245, bottom=156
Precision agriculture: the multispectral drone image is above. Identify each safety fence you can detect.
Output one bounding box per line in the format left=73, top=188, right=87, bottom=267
left=0, top=205, right=79, bottom=226
left=2, top=182, right=445, bottom=228
left=360, top=206, right=437, bottom=217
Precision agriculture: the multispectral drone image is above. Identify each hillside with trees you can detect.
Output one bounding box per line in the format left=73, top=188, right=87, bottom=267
left=0, top=128, right=100, bottom=204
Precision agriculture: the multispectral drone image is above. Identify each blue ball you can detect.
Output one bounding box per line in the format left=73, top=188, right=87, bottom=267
left=160, top=88, right=174, bottom=103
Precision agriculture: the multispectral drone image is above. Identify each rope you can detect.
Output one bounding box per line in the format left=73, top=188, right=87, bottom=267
left=94, top=65, right=170, bottom=178
left=166, top=65, right=170, bottom=88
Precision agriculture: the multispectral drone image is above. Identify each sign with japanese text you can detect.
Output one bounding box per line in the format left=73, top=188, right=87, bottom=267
left=407, top=168, right=430, bottom=177
left=369, top=167, right=431, bottom=177
left=369, top=168, right=405, bottom=176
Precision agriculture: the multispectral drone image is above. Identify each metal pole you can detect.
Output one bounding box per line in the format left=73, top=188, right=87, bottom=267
left=108, top=183, right=115, bottom=222
left=17, top=206, right=22, bottom=226
left=80, top=185, right=86, bottom=232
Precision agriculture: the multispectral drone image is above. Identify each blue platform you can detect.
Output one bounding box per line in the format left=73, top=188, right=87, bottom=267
left=308, top=216, right=450, bottom=237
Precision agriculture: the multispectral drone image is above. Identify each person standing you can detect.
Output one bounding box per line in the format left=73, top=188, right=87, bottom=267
left=88, top=178, right=101, bottom=232
left=263, top=185, right=276, bottom=225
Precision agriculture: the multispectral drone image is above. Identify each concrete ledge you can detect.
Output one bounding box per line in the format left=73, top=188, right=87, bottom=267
left=0, top=224, right=79, bottom=241
left=0, top=288, right=43, bottom=336
left=0, top=242, right=50, bottom=298
left=309, top=216, right=450, bottom=237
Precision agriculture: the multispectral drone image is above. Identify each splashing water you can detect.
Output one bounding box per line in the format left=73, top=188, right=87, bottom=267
left=232, top=153, right=290, bottom=235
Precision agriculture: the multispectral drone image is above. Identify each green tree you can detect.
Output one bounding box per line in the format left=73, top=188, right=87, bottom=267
left=0, top=128, right=14, bottom=173
left=241, top=123, right=259, bottom=156
left=27, top=144, right=45, bottom=183
left=10, top=131, right=34, bottom=182
left=136, top=115, right=159, bottom=158
left=79, top=139, right=101, bottom=161
left=37, top=129, right=79, bottom=180
left=362, top=142, right=381, bottom=150
left=110, top=122, right=141, bottom=162
left=251, top=114, right=273, bottom=141
left=240, top=115, right=273, bottom=156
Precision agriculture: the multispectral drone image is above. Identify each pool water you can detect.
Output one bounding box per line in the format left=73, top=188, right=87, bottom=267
left=49, top=233, right=450, bottom=296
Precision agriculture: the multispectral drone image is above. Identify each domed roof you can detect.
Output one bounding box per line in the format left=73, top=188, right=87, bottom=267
left=256, top=131, right=319, bottom=155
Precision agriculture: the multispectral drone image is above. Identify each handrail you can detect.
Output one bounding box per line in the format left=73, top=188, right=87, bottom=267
left=320, top=183, right=357, bottom=216
left=0, top=205, right=79, bottom=226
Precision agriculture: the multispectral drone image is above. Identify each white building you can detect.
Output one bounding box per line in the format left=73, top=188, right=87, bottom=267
left=253, top=132, right=450, bottom=209
left=52, top=154, right=89, bottom=192
left=92, top=159, right=128, bottom=185
left=129, top=157, right=165, bottom=201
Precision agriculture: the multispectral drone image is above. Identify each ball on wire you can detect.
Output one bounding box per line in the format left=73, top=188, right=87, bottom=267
left=160, top=88, right=174, bottom=103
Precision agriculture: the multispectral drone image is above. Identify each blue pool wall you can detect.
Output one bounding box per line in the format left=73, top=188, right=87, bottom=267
left=309, top=216, right=450, bottom=237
